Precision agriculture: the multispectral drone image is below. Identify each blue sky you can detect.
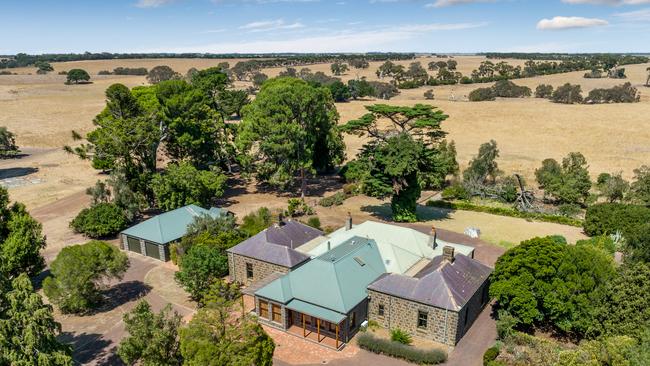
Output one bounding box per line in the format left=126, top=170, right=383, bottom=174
left=1, top=0, right=649, bottom=54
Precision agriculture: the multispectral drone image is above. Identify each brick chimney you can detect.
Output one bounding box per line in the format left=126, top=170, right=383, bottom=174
left=442, top=246, right=455, bottom=263
left=431, top=225, right=437, bottom=248
left=278, top=212, right=285, bottom=226
left=345, top=212, right=353, bottom=231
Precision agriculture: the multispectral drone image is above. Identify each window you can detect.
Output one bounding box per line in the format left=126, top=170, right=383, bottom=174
left=350, top=312, right=357, bottom=329
left=246, top=263, right=253, bottom=279
left=378, top=304, right=385, bottom=317
left=259, top=300, right=269, bottom=319
left=417, top=310, right=428, bottom=329
left=272, top=304, right=282, bottom=323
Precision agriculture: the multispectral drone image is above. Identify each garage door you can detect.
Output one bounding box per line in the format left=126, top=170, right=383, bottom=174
left=126, top=236, right=141, bottom=254
left=144, top=241, right=161, bottom=260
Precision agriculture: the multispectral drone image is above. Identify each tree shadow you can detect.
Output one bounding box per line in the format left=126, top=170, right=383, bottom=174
left=217, top=176, right=250, bottom=207
left=0, top=167, right=39, bottom=179
left=31, top=269, right=51, bottom=291
left=58, top=331, right=124, bottom=365
left=361, top=203, right=453, bottom=222
left=91, top=281, right=152, bottom=314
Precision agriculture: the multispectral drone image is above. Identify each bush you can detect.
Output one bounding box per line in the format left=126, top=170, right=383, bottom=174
left=551, top=83, right=583, bottom=104
left=469, top=87, right=496, bottom=101
left=441, top=183, right=470, bottom=201
left=558, top=203, right=581, bottom=218
left=423, top=89, right=434, bottom=100
left=427, top=200, right=583, bottom=227
left=342, top=183, right=359, bottom=196
left=483, top=346, right=499, bottom=365
left=492, top=80, right=531, bottom=98
left=576, top=235, right=616, bottom=255
left=306, top=217, right=322, bottom=230
left=286, top=198, right=313, bottom=217
left=98, top=70, right=111, bottom=75
left=319, top=191, right=347, bottom=207
left=70, top=203, right=129, bottom=238
left=584, top=82, right=640, bottom=104
left=390, top=328, right=412, bottom=345
left=113, top=67, right=148, bottom=76
left=583, top=203, right=650, bottom=236
left=535, top=84, right=553, bottom=98
left=357, top=333, right=447, bottom=365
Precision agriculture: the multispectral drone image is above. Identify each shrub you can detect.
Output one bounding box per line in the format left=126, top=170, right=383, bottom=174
left=286, top=198, right=313, bottom=217
left=306, top=217, right=322, bottom=230
left=240, top=207, right=273, bottom=237
left=441, top=183, right=470, bottom=201
left=483, top=346, right=499, bottom=365
left=113, top=67, right=148, bottom=76
left=98, top=70, right=111, bottom=75
left=357, top=333, right=447, bottom=365
left=423, top=89, right=434, bottom=100
left=342, top=183, right=359, bottom=196
left=583, top=203, right=650, bottom=236
left=535, top=84, right=553, bottom=98
left=551, top=83, right=583, bottom=104
left=584, top=82, right=640, bottom=104
left=558, top=203, right=581, bottom=218
left=390, top=328, right=412, bottom=345
left=319, top=191, right=347, bottom=207
left=576, top=235, right=616, bottom=255
left=492, top=80, right=531, bottom=98
left=70, top=203, right=128, bottom=238
left=469, top=87, right=496, bottom=101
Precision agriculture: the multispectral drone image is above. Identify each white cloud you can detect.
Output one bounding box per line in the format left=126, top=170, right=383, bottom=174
left=135, top=0, right=175, bottom=8
left=239, top=19, right=305, bottom=32
left=614, top=7, right=650, bottom=21
left=537, top=16, right=608, bottom=30
left=427, top=0, right=496, bottom=7
left=562, top=0, right=650, bottom=5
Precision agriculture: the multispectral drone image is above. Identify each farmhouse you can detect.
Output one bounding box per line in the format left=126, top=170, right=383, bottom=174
left=227, top=217, right=492, bottom=349
left=120, top=204, right=228, bottom=261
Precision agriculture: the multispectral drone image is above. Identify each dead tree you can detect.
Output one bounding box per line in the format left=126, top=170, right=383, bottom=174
left=514, top=174, right=535, bottom=211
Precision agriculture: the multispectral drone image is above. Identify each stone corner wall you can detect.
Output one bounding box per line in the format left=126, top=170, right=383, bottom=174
left=228, top=253, right=291, bottom=286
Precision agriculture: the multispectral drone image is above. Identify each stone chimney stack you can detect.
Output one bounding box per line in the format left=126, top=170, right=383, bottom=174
left=345, top=212, right=353, bottom=231
left=278, top=213, right=285, bottom=226
left=443, top=246, right=455, bottom=263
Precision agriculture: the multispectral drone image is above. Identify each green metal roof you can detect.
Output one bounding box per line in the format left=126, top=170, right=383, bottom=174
left=255, top=236, right=386, bottom=314
left=286, top=299, right=346, bottom=324
left=121, top=205, right=226, bottom=244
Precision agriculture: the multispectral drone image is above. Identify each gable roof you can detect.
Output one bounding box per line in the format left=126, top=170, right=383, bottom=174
left=367, top=254, right=492, bottom=311
left=301, top=221, right=475, bottom=275
left=121, top=205, right=227, bottom=244
left=226, top=220, right=321, bottom=268
left=255, top=237, right=386, bottom=315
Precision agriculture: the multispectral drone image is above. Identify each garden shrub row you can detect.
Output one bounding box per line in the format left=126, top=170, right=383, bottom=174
left=426, top=200, right=583, bottom=227
left=583, top=203, right=650, bottom=236
left=357, top=332, right=447, bottom=365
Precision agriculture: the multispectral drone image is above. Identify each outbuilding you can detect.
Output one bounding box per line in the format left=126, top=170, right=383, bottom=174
left=120, top=204, right=227, bottom=261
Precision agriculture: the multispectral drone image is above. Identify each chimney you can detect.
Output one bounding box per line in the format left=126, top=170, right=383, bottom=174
left=430, top=225, right=437, bottom=248
left=345, top=212, right=352, bottom=231
left=443, top=246, right=455, bottom=263
left=278, top=213, right=285, bottom=226
left=327, top=241, right=331, bottom=251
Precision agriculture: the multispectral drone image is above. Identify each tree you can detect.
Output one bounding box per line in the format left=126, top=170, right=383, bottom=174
left=423, top=89, right=434, bottom=100
left=368, top=81, right=399, bottom=100
left=238, top=77, right=345, bottom=197
left=147, top=65, right=179, bottom=84
left=624, top=223, right=650, bottom=263
left=70, top=202, right=129, bottom=238
left=551, top=83, right=583, bottom=104
left=330, top=62, right=349, bottom=76
left=218, top=89, right=249, bottom=118
left=468, top=87, right=495, bottom=102
left=151, top=162, right=226, bottom=211
left=43, top=240, right=129, bottom=314
left=584, top=203, right=650, bottom=237
left=0, top=126, right=19, bottom=157
left=252, top=72, right=268, bottom=89
left=175, top=244, right=230, bottom=302
left=596, top=172, right=629, bottom=203
left=239, top=207, right=273, bottom=237
left=535, top=152, right=592, bottom=205
left=0, top=187, right=46, bottom=279
left=66, top=69, right=90, bottom=84
left=328, top=80, right=351, bottom=102
left=646, top=67, right=650, bottom=87
left=179, top=296, right=274, bottom=366
left=35, top=61, right=54, bottom=74
left=340, top=104, right=451, bottom=222
left=0, top=273, right=73, bottom=366
left=117, top=300, right=182, bottom=366
left=463, top=140, right=501, bottom=185
left=350, top=59, right=369, bottom=69
left=347, top=79, right=375, bottom=100
left=535, top=84, right=554, bottom=98
left=630, top=165, right=650, bottom=206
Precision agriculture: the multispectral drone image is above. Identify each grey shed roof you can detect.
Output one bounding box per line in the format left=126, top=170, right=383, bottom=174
left=226, top=220, right=322, bottom=268
left=120, top=205, right=227, bottom=245
left=368, top=254, right=492, bottom=311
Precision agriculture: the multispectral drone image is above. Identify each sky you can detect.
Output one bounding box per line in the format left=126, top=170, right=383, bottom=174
left=1, top=0, right=649, bottom=54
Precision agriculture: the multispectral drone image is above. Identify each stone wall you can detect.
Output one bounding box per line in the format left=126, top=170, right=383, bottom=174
left=368, top=290, right=459, bottom=346
left=228, top=253, right=290, bottom=286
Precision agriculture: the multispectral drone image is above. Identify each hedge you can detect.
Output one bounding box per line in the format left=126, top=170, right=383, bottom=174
left=426, top=200, right=583, bottom=227
left=583, top=203, right=650, bottom=236
left=357, top=333, right=447, bottom=365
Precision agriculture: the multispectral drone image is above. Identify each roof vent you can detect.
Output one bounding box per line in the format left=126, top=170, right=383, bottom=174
left=354, top=257, right=365, bottom=266
left=330, top=254, right=336, bottom=262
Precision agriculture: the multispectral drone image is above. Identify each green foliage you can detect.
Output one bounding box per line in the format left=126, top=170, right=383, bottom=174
left=43, top=240, right=129, bottom=314
left=240, top=207, right=273, bottom=237
left=490, top=236, right=615, bottom=334
left=330, top=62, right=349, bottom=76
left=551, top=83, right=583, bottom=104
left=469, top=87, right=496, bottom=101
left=390, top=328, right=413, bottom=345
left=180, top=300, right=275, bottom=366
left=630, top=165, right=650, bottom=206
left=624, top=223, right=650, bottom=263
left=585, top=82, right=640, bottom=104
left=238, top=77, right=345, bottom=196
left=0, top=274, right=73, bottom=366
left=175, top=244, right=229, bottom=302
left=328, top=80, right=351, bottom=102
left=558, top=203, right=581, bottom=218
left=357, top=332, right=447, bottom=365
left=576, top=236, right=616, bottom=255
left=583, top=203, right=650, bottom=236
left=483, top=346, right=499, bottom=365
left=492, top=80, right=531, bottom=98
left=463, top=140, right=501, bottom=185
left=319, top=191, right=347, bottom=207
left=495, top=311, right=519, bottom=340
left=147, top=65, right=179, bottom=84
left=535, top=152, right=592, bottom=205
left=426, top=200, right=583, bottom=226
left=305, top=217, right=322, bottom=230
left=286, top=198, right=313, bottom=217
left=347, top=79, right=375, bottom=100
left=66, top=68, right=90, bottom=84
left=441, top=183, right=470, bottom=201
left=152, top=162, right=226, bottom=211
left=70, top=202, right=129, bottom=238
left=0, top=126, right=19, bottom=157
left=368, top=81, right=399, bottom=100
left=535, top=84, right=554, bottom=98
left=596, top=172, right=629, bottom=203
left=423, top=89, right=435, bottom=100
left=0, top=189, right=46, bottom=278
left=117, top=300, right=182, bottom=366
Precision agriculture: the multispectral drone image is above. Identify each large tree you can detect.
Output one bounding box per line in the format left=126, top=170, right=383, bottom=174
left=117, top=300, right=182, bottom=366
left=151, top=162, right=226, bottom=211
left=630, top=165, right=650, bottom=206
left=66, top=69, right=90, bottom=84
left=340, top=104, right=453, bottom=222
left=43, top=240, right=129, bottom=314
left=238, top=77, right=345, bottom=197
left=535, top=152, right=592, bottom=205
left=0, top=274, right=73, bottom=366
left=147, top=65, right=179, bottom=84
left=0, top=126, right=19, bottom=157
left=0, top=187, right=46, bottom=279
